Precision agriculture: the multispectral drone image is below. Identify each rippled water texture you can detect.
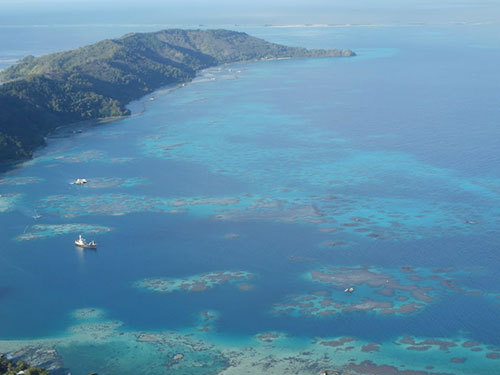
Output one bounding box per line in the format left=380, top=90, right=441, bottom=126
left=0, top=24, right=500, bottom=375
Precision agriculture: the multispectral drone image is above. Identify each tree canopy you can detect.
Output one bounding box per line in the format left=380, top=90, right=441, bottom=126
left=0, top=29, right=355, bottom=163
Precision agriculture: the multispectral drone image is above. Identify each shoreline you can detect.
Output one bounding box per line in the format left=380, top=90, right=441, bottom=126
left=0, top=28, right=355, bottom=167
left=0, top=49, right=355, bottom=176
left=0, top=80, right=188, bottom=176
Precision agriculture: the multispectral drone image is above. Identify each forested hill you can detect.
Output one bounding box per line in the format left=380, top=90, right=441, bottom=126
left=0, top=29, right=355, bottom=163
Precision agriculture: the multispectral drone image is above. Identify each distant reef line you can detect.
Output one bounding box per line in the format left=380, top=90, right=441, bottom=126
left=0, top=28, right=355, bottom=164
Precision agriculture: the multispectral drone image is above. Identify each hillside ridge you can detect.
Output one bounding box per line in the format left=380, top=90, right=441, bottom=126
left=0, top=29, right=355, bottom=163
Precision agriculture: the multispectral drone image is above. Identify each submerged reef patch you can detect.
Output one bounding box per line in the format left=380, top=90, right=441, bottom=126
left=15, top=224, right=113, bottom=241
left=74, top=177, right=149, bottom=189
left=273, top=266, right=486, bottom=317
left=39, top=193, right=247, bottom=218
left=399, top=336, right=458, bottom=352
left=0, top=193, right=22, bottom=213
left=211, top=192, right=495, bottom=242
left=30, top=150, right=107, bottom=165
left=136, top=94, right=500, bottom=245
left=0, top=309, right=499, bottom=375
left=254, top=331, right=289, bottom=344
left=345, top=360, right=452, bottom=375
left=37, top=189, right=496, bottom=242
left=194, top=310, right=221, bottom=332
left=24, top=150, right=136, bottom=167
left=71, top=308, right=108, bottom=321
left=0, top=176, right=43, bottom=186
left=135, top=271, right=256, bottom=294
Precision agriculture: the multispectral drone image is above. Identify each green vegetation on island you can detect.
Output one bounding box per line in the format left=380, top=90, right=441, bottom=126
left=0, top=354, right=50, bottom=375
left=0, top=29, right=355, bottom=163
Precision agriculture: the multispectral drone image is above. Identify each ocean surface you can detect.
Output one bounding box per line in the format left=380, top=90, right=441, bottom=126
left=1, top=23, right=500, bottom=375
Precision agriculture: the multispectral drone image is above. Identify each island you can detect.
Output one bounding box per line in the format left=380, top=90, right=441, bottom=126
left=0, top=29, right=355, bottom=163
left=0, top=353, right=50, bottom=375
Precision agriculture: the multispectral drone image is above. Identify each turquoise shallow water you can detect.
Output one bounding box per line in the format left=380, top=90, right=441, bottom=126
left=1, top=24, right=500, bottom=374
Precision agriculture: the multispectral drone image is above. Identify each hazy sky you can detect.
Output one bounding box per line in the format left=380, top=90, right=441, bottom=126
left=0, top=0, right=499, bottom=25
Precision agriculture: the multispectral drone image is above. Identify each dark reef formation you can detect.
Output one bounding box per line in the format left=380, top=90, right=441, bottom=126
left=0, top=29, right=354, bottom=163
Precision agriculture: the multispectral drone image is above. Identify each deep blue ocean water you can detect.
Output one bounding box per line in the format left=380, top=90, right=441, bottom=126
left=1, top=24, right=500, bottom=374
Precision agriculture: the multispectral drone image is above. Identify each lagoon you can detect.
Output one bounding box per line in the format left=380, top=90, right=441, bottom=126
left=0, top=24, right=500, bottom=374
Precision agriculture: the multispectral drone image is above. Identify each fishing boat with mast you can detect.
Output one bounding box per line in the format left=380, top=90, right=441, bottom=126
left=75, top=234, right=97, bottom=249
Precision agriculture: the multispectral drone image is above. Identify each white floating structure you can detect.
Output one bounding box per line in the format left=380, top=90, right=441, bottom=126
left=71, top=178, right=87, bottom=185
left=75, top=234, right=97, bottom=249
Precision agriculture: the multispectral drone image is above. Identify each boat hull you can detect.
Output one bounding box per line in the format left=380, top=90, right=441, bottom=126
left=75, top=241, right=97, bottom=249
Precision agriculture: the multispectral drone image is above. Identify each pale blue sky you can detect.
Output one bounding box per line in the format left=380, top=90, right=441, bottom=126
left=0, top=0, right=498, bottom=25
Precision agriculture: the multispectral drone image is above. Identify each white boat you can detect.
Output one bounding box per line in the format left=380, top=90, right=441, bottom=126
left=32, top=210, right=42, bottom=220
left=71, top=178, right=87, bottom=185
left=75, top=234, right=97, bottom=249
